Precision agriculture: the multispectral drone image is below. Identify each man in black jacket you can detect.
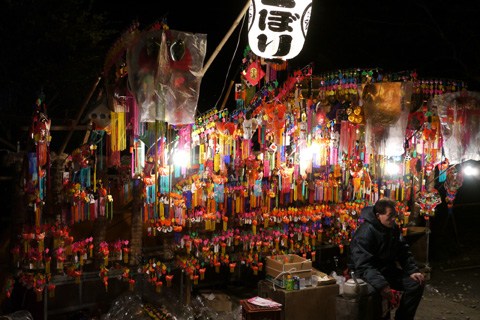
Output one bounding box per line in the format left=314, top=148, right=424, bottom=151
left=348, top=198, right=425, bottom=320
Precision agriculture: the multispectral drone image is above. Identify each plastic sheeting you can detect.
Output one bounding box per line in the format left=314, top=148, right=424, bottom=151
left=101, top=293, right=149, bottom=320
left=127, top=29, right=207, bottom=125
left=434, top=91, right=480, bottom=164
left=101, top=289, right=243, bottom=320
left=2, top=310, right=34, bottom=320
left=362, top=82, right=413, bottom=156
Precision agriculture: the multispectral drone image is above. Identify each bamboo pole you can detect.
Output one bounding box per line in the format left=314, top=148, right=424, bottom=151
left=220, top=67, right=241, bottom=111
left=59, top=77, right=101, bottom=154
left=201, top=0, right=250, bottom=76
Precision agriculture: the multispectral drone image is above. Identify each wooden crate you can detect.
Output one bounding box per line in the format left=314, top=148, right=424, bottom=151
left=241, top=299, right=281, bottom=320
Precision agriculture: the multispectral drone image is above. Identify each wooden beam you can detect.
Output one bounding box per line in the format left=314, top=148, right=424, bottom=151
left=45, top=92, right=60, bottom=112
left=82, top=120, right=93, bottom=144
left=0, top=137, right=16, bottom=151
left=20, top=125, right=90, bottom=131
left=59, top=77, right=101, bottom=154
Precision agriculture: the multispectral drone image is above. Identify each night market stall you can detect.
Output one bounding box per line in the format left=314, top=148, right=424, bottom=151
left=3, top=4, right=480, bottom=320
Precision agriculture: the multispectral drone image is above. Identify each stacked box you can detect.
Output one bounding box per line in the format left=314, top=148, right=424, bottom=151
left=265, top=254, right=312, bottom=288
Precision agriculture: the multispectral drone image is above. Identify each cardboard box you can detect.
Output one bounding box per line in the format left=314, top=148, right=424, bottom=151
left=266, top=255, right=312, bottom=288
left=312, top=267, right=337, bottom=286
left=258, top=279, right=339, bottom=320
left=200, top=292, right=232, bottom=312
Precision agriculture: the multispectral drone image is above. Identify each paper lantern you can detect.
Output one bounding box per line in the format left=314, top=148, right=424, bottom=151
left=248, top=0, right=312, bottom=60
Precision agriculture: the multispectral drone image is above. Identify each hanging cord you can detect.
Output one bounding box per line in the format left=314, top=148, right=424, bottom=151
left=213, top=11, right=247, bottom=110
left=271, top=259, right=312, bottom=291
left=272, top=267, right=297, bottom=292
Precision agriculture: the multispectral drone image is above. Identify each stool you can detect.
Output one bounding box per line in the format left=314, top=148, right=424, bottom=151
left=240, top=299, right=281, bottom=320
left=336, top=294, right=382, bottom=320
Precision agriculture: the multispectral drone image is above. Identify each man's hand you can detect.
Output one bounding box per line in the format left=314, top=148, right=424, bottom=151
left=380, top=285, right=393, bottom=300
left=410, top=272, right=425, bottom=286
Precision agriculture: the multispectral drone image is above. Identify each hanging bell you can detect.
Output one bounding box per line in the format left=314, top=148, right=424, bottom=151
left=170, top=39, right=186, bottom=61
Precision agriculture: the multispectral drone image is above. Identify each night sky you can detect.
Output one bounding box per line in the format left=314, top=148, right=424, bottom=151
left=0, top=0, right=479, bottom=156
left=97, top=0, right=480, bottom=111
left=1, top=0, right=479, bottom=118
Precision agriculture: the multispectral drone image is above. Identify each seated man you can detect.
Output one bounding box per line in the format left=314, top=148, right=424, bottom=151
left=348, top=198, right=425, bottom=320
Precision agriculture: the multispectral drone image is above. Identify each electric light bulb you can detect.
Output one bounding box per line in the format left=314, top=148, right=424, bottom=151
left=173, top=150, right=189, bottom=167
left=464, top=166, right=478, bottom=176
left=386, top=162, right=399, bottom=175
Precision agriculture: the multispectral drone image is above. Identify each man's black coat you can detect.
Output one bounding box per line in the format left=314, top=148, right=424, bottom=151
left=347, top=205, right=419, bottom=291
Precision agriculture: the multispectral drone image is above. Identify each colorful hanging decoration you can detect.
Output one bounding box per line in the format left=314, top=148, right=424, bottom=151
left=9, top=25, right=480, bottom=301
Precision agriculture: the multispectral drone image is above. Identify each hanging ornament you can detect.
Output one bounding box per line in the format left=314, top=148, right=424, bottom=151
left=243, top=62, right=266, bottom=86
left=416, top=189, right=441, bottom=216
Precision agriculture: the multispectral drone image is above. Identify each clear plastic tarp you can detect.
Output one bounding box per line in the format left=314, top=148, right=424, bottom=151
left=434, top=91, right=480, bottom=164
left=362, top=82, right=413, bottom=156
left=126, top=29, right=207, bottom=125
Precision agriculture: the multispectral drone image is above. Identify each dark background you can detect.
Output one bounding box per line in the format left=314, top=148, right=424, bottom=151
left=1, top=0, right=480, bottom=146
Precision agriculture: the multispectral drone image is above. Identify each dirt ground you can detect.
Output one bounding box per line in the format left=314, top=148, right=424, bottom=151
left=415, top=267, right=480, bottom=320
left=400, top=205, right=480, bottom=320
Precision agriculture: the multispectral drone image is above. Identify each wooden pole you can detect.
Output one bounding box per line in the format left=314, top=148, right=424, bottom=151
left=220, top=67, right=242, bottom=111
left=201, top=0, right=250, bottom=76
left=0, top=137, right=16, bottom=151
left=220, top=80, right=235, bottom=111
left=59, top=76, right=101, bottom=154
